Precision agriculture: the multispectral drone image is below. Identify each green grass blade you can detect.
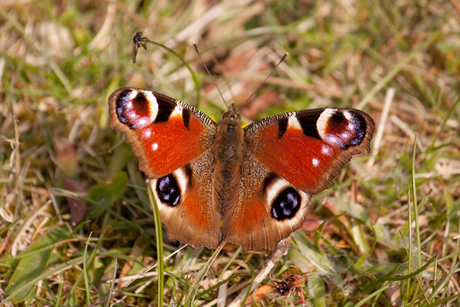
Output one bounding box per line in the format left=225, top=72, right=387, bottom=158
left=147, top=183, right=164, bottom=307
left=357, top=32, right=440, bottom=109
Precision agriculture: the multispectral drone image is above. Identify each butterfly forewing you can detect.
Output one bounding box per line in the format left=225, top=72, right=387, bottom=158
left=108, top=87, right=217, bottom=178
left=244, top=108, right=375, bottom=195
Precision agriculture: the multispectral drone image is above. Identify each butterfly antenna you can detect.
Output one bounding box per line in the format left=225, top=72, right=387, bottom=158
left=242, top=53, right=288, bottom=108
left=193, top=42, right=229, bottom=108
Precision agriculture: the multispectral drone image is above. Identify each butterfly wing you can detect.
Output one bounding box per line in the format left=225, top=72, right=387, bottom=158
left=245, top=108, right=375, bottom=194
left=222, top=155, right=312, bottom=251
left=147, top=151, right=221, bottom=248
left=108, top=87, right=217, bottom=178
left=108, top=88, right=221, bottom=248
left=223, top=108, right=375, bottom=251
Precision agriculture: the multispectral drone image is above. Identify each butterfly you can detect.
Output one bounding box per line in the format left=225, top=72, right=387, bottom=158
left=108, top=87, right=375, bottom=251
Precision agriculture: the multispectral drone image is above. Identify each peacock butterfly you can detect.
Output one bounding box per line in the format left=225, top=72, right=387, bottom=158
left=108, top=87, right=375, bottom=251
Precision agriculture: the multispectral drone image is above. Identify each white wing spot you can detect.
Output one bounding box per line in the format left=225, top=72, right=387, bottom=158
left=288, top=116, right=302, bottom=130
left=266, top=177, right=292, bottom=206
left=343, top=110, right=353, bottom=120
left=127, top=90, right=138, bottom=99
left=317, top=109, right=337, bottom=140
left=143, top=129, right=152, bottom=138
left=152, top=142, right=159, bottom=151
left=312, top=158, right=319, bottom=167
left=173, top=166, right=190, bottom=196
left=326, top=135, right=340, bottom=145
left=344, top=111, right=357, bottom=131
left=137, top=118, right=149, bottom=126
left=348, top=121, right=356, bottom=131
left=141, top=90, right=159, bottom=123
left=170, top=105, right=183, bottom=118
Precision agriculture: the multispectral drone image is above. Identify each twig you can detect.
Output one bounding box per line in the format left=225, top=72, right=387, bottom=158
left=227, top=238, right=290, bottom=307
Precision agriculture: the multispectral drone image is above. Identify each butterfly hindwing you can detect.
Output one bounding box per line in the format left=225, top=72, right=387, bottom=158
left=148, top=152, right=221, bottom=249
left=223, top=155, right=311, bottom=251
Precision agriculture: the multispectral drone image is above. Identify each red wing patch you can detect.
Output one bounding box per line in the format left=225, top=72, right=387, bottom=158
left=108, top=87, right=217, bottom=178
left=245, top=108, right=375, bottom=194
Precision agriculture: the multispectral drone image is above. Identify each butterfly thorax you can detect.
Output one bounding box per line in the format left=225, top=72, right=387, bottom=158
left=213, top=104, right=245, bottom=213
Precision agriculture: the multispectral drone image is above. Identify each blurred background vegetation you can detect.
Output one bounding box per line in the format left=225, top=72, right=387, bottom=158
left=0, top=0, right=459, bottom=306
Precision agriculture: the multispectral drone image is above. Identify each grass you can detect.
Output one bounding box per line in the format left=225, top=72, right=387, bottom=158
left=1, top=0, right=460, bottom=306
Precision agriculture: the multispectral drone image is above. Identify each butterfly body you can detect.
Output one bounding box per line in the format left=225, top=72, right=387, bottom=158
left=109, top=87, right=375, bottom=251
left=213, top=104, right=245, bottom=214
